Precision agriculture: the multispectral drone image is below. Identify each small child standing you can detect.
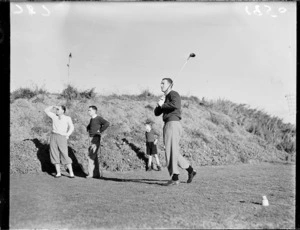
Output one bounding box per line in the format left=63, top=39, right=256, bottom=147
left=145, top=120, right=162, bottom=171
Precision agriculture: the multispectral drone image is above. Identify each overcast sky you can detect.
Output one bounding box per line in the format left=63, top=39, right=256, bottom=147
left=10, top=2, right=296, bottom=124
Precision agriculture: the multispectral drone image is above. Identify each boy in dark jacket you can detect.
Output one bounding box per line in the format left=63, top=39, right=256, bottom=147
left=145, top=120, right=162, bottom=171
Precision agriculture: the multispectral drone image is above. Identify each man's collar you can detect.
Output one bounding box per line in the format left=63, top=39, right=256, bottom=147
left=91, top=114, right=98, bottom=119
left=165, top=89, right=172, bottom=96
left=57, top=114, right=65, bottom=119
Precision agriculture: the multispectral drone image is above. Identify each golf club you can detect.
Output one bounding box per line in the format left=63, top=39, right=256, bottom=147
left=174, top=53, right=196, bottom=81
left=162, top=53, right=196, bottom=94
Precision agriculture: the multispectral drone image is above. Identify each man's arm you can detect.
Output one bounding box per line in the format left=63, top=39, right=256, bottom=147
left=154, top=106, right=163, bottom=116
left=66, top=117, right=75, bottom=138
left=161, top=92, right=181, bottom=111
left=153, top=130, right=160, bottom=145
left=154, top=95, right=165, bottom=116
left=44, top=106, right=56, bottom=118
left=99, top=117, right=110, bottom=133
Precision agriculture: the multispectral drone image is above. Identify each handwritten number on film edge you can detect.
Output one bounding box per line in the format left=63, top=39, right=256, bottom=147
left=245, top=5, right=287, bottom=17
left=13, top=4, right=50, bottom=16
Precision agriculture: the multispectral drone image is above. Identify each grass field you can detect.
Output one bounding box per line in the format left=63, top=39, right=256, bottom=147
left=10, top=162, right=295, bottom=229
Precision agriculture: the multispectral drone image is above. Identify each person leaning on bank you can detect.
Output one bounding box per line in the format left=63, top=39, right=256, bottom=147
left=86, top=105, right=110, bottom=179
left=44, top=105, right=75, bottom=178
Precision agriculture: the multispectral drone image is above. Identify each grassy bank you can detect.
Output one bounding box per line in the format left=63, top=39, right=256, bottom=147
left=10, top=85, right=295, bottom=174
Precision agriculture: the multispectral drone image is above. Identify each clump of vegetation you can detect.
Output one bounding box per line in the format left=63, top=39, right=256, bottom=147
left=103, top=89, right=160, bottom=102
left=60, top=84, right=79, bottom=100
left=10, top=85, right=49, bottom=103
left=209, top=98, right=296, bottom=154
left=137, top=89, right=155, bottom=100
left=10, top=140, right=41, bottom=174
left=181, top=95, right=210, bottom=107
left=80, top=88, right=97, bottom=99
left=60, top=84, right=97, bottom=101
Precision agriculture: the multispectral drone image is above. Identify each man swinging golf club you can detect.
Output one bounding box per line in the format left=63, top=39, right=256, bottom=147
left=154, top=78, right=196, bottom=186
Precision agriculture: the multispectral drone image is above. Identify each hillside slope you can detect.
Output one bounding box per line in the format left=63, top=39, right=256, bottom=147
left=10, top=93, right=295, bottom=174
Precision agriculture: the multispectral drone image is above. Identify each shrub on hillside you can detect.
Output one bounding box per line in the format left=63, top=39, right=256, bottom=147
left=60, top=84, right=96, bottom=101
left=189, top=96, right=201, bottom=104
left=80, top=88, right=96, bottom=99
left=181, top=95, right=200, bottom=103
left=210, top=99, right=296, bottom=154
left=11, top=88, right=36, bottom=102
left=104, top=94, right=128, bottom=101
left=10, top=140, right=41, bottom=174
left=137, top=89, right=156, bottom=101
left=60, top=85, right=80, bottom=100
left=181, top=95, right=209, bottom=106
left=10, top=86, right=49, bottom=103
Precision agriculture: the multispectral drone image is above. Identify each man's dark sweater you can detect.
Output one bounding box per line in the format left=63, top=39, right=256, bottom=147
left=87, top=115, right=110, bottom=137
left=154, top=90, right=181, bottom=123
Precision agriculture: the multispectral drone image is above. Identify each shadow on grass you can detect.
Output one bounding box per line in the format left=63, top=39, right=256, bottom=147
left=121, top=138, right=148, bottom=166
left=67, top=146, right=87, bottom=178
left=101, top=176, right=168, bottom=186
left=29, top=138, right=86, bottom=178
left=250, top=201, right=261, bottom=205
left=29, top=138, right=55, bottom=174
left=239, top=200, right=261, bottom=205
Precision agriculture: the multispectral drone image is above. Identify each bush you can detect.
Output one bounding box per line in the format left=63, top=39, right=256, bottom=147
left=60, top=84, right=97, bottom=101
left=11, top=88, right=37, bottom=102
left=137, top=89, right=156, bottom=101
left=10, top=140, right=41, bottom=174
left=181, top=95, right=201, bottom=103
left=10, top=85, right=49, bottom=103
left=210, top=98, right=296, bottom=154
left=60, top=84, right=80, bottom=100
left=79, top=88, right=96, bottom=99
left=189, top=96, right=201, bottom=104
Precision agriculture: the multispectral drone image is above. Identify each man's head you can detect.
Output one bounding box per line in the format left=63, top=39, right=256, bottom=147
left=55, top=105, right=66, bottom=116
left=88, top=105, right=97, bottom=117
left=161, top=78, right=173, bottom=93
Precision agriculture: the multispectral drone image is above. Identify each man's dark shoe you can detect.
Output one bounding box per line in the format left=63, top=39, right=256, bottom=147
left=151, top=163, right=155, bottom=170
left=187, top=171, right=196, bottom=183
left=157, top=166, right=162, bottom=171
